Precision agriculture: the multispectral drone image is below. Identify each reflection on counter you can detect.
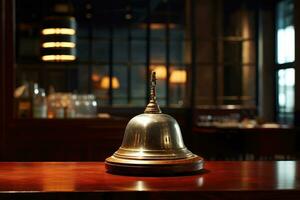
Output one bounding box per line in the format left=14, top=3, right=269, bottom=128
left=276, top=161, right=296, bottom=189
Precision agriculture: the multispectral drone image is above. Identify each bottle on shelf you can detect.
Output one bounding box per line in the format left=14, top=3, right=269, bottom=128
left=32, top=85, right=48, bottom=118
left=47, top=85, right=56, bottom=119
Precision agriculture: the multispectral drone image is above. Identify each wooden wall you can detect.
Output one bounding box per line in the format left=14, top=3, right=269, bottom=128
left=0, top=0, right=15, bottom=160
left=0, top=0, right=5, bottom=160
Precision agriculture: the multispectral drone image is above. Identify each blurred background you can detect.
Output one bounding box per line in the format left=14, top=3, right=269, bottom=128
left=0, top=0, right=299, bottom=161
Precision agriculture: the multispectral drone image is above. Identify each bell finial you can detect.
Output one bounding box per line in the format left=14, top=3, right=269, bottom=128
left=144, top=71, right=162, bottom=114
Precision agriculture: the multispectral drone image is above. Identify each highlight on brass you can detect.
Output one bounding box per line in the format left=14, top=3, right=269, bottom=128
left=105, top=71, right=204, bottom=175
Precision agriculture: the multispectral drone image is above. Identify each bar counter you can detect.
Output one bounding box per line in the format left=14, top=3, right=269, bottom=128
left=0, top=161, right=299, bottom=199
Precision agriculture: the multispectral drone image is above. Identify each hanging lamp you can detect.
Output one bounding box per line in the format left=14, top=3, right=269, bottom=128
left=100, top=76, right=120, bottom=89
left=41, top=2, right=76, bottom=62
left=170, top=69, right=187, bottom=84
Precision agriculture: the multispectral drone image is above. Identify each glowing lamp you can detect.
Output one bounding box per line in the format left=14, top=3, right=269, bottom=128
left=170, top=70, right=187, bottom=84
left=100, top=76, right=120, bottom=89
left=150, top=65, right=167, bottom=79
left=41, top=16, right=76, bottom=62
left=42, top=55, right=75, bottom=61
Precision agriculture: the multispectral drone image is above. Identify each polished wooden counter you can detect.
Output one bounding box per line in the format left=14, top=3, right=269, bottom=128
left=0, top=161, right=299, bottom=199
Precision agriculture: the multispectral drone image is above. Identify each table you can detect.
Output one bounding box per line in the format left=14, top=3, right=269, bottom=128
left=0, top=161, right=299, bottom=199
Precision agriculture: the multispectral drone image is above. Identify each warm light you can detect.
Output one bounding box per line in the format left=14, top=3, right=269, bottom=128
left=139, top=23, right=177, bottom=30
left=150, top=65, right=166, bottom=79
left=91, top=74, right=101, bottom=82
left=135, top=180, right=146, bottom=191
left=42, top=42, right=75, bottom=48
left=42, top=55, right=76, bottom=61
left=150, top=23, right=165, bottom=30
left=42, top=28, right=75, bottom=35
left=100, top=76, right=120, bottom=89
left=170, top=70, right=187, bottom=84
left=41, top=163, right=75, bottom=191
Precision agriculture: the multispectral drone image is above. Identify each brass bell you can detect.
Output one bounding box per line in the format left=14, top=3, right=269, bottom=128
left=105, top=71, right=204, bottom=175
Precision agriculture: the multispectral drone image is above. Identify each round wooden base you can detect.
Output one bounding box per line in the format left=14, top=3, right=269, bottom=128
left=105, top=155, right=204, bottom=175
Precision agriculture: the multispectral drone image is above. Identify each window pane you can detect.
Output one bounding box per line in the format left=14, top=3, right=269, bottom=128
left=14, top=0, right=194, bottom=119
left=113, top=41, right=128, bottom=62
left=169, top=66, right=187, bottom=107
left=131, top=65, right=146, bottom=106
left=276, top=0, right=295, bottom=124
left=92, top=65, right=109, bottom=106
left=277, top=68, right=295, bottom=123
left=77, top=39, right=89, bottom=62
left=93, top=41, right=109, bottom=62
left=151, top=41, right=166, bottom=63
left=277, top=26, right=295, bottom=64
left=277, top=0, right=294, bottom=64
left=132, top=40, right=146, bottom=63
left=113, top=66, right=127, bottom=106
left=170, top=41, right=185, bottom=64
left=131, top=25, right=146, bottom=39
left=156, top=79, right=166, bottom=107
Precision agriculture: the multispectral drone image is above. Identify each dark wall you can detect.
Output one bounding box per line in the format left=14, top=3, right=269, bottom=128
left=0, top=0, right=5, bottom=160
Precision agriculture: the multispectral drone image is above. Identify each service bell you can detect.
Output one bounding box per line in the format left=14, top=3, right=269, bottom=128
left=105, top=71, right=204, bottom=175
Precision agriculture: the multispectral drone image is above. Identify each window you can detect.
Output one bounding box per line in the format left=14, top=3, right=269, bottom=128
left=14, top=0, right=191, bottom=119
left=276, top=0, right=295, bottom=124
left=14, top=0, right=259, bottom=119
left=194, top=0, right=257, bottom=106
left=277, top=68, right=295, bottom=123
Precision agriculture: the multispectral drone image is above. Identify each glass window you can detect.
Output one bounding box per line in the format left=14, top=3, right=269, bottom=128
left=276, top=0, right=295, bottom=124
left=14, top=0, right=191, bottom=119
left=277, top=26, right=295, bottom=64
left=131, top=65, right=146, bottom=106
left=277, top=0, right=294, bottom=64
left=169, top=66, right=187, bottom=106
left=113, top=65, right=128, bottom=106
left=277, top=68, right=295, bottom=123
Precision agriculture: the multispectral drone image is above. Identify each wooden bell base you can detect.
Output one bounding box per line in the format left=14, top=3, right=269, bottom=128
left=105, top=155, right=204, bottom=175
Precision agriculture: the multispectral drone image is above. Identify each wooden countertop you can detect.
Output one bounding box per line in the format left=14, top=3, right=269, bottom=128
left=0, top=161, right=299, bottom=199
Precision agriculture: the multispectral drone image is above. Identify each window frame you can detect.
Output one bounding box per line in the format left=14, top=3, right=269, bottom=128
left=275, top=0, right=295, bottom=124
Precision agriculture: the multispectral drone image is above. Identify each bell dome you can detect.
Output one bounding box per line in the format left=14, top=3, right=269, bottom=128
left=105, top=72, right=204, bottom=175
left=115, top=113, right=194, bottom=160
